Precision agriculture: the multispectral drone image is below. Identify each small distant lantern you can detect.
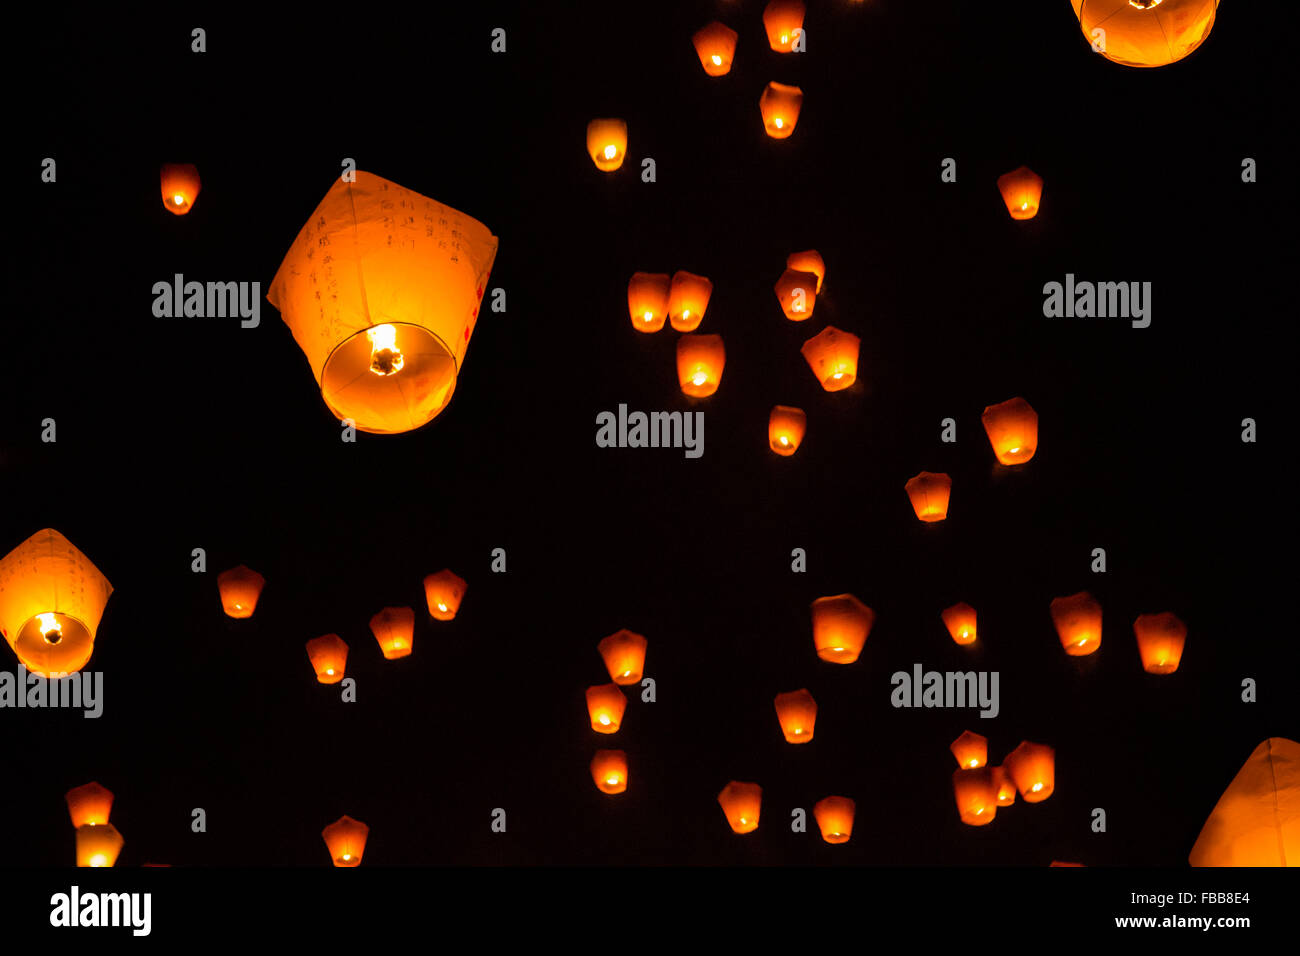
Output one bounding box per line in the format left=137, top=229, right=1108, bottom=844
left=76, top=823, right=123, bottom=868
left=693, top=21, right=738, bottom=76
left=768, top=405, right=807, bottom=456
left=628, top=272, right=671, bottom=333
left=668, top=271, right=713, bottom=332
left=676, top=333, right=726, bottom=397
left=598, top=629, right=647, bottom=684
left=370, top=606, right=415, bottom=659
left=718, top=781, right=762, bottom=833
left=997, top=166, right=1043, bottom=220
left=322, top=815, right=369, bottom=867
left=981, top=397, right=1038, bottom=465
left=813, top=796, right=855, bottom=844
left=586, top=683, right=627, bottom=734
left=591, top=750, right=628, bottom=794
left=305, top=634, right=349, bottom=683
left=774, top=268, right=818, bottom=320
left=424, top=569, right=467, bottom=621
left=759, top=82, right=804, bottom=139
left=950, top=731, right=988, bottom=769
left=161, top=163, right=201, bottom=215
left=217, top=565, right=265, bottom=619
left=1133, top=612, right=1187, bottom=674
left=801, top=326, right=859, bottom=391
left=942, top=602, right=978, bottom=646
left=786, top=250, right=824, bottom=293
left=991, top=765, right=1017, bottom=806
left=1003, top=740, right=1055, bottom=802
left=65, top=782, right=114, bottom=828
left=587, top=119, right=628, bottom=172
left=1073, top=0, right=1219, bottom=69
left=763, top=0, right=806, bottom=52
left=952, top=768, right=998, bottom=826
left=773, top=688, right=817, bottom=743
left=905, top=472, right=952, bottom=523
left=810, top=593, right=874, bottom=664
left=1050, top=861, right=1086, bottom=867
left=1051, top=591, right=1102, bottom=656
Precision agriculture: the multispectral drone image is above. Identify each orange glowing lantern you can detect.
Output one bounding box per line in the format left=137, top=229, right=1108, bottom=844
left=905, top=472, right=952, bottom=523
left=1189, top=737, right=1300, bottom=867
left=1051, top=591, right=1102, bottom=656
left=1073, top=0, right=1219, bottom=68
left=693, top=21, right=738, bottom=76
left=1003, top=740, right=1055, bottom=802
left=991, top=765, right=1017, bottom=806
left=216, top=565, right=264, bottom=620
left=76, top=823, right=123, bottom=868
left=774, top=268, right=818, bottom=321
left=628, top=272, right=671, bottom=333
left=676, top=333, right=726, bottom=397
left=0, top=528, right=113, bottom=678
left=942, top=602, right=978, bottom=646
left=997, top=166, right=1043, bottom=220
left=586, top=683, right=627, bottom=734
left=981, top=397, right=1038, bottom=465
left=1133, top=612, right=1187, bottom=674
left=773, top=688, right=817, bottom=743
left=763, top=0, right=806, bottom=52
left=370, top=606, right=415, bottom=659
left=266, top=171, right=498, bottom=435
left=598, top=629, right=647, bottom=685
left=587, top=118, right=628, bottom=171
left=65, top=782, right=114, bottom=828
left=322, top=815, right=369, bottom=867
left=950, top=731, right=988, bottom=769
left=591, top=750, right=628, bottom=794
left=668, top=271, right=713, bottom=332
left=813, top=796, right=855, bottom=844
left=801, top=326, right=859, bottom=391
left=810, top=593, right=874, bottom=664
left=718, top=781, right=762, bottom=834
left=786, top=250, right=824, bottom=293
left=1050, top=861, right=1086, bottom=867
left=305, top=633, right=349, bottom=683
left=768, top=405, right=807, bottom=456
left=424, top=569, right=467, bottom=621
left=953, top=768, right=998, bottom=826
left=161, top=163, right=201, bottom=215
left=759, top=82, right=803, bottom=139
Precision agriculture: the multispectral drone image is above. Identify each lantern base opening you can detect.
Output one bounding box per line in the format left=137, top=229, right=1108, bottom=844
left=12, top=613, right=94, bottom=677
left=321, top=323, right=459, bottom=434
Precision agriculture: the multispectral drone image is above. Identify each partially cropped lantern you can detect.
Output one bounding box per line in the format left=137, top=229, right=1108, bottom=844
left=586, top=683, right=627, bottom=734
left=217, top=564, right=264, bottom=619
left=905, top=472, right=952, bottom=523
left=668, top=271, right=713, bottom=332
left=424, top=569, right=467, bottom=621
left=599, top=629, right=647, bottom=685
left=759, top=82, right=803, bottom=139
left=322, top=815, right=369, bottom=867
left=693, top=21, right=738, bottom=76
left=951, top=731, right=988, bottom=769
left=763, top=0, right=806, bottom=52
left=768, top=405, right=807, bottom=456
left=591, top=750, right=628, bottom=794
left=811, top=593, right=874, bottom=664
left=1003, top=741, right=1055, bottom=802
left=1133, top=612, right=1186, bottom=674
left=1073, top=0, right=1218, bottom=68
left=161, top=163, right=201, bottom=215
left=942, top=602, right=978, bottom=646
left=370, top=606, right=415, bottom=659
left=587, top=119, right=628, bottom=172
left=1189, top=737, right=1300, bottom=867
left=813, top=796, right=855, bottom=844
left=0, top=528, right=113, bottom=677
left=786, top=250, right=824, bottom=293
left=718, top=781, right=762, bottom=834
left=997, top=166, right=1043, bottom=220
left=991, top=765, right=1017, bottom=806
left=677, top=333, right=726, bottom=397
left=628, top=272, right=671, bottom=333
left=774, top=268, right=817, bottom=320
left=266, top=171, right=498, bottom=435
left=76, top=823, right=123, bottom=868
left=801, top=326, right=859, bottom=391
left=66, top=782, right=114, bottom=828
left=774, top=688, right=817, bottom=743
left=306, top=633, right=349, bottom=683
left=1051, top=591, right=1102, bottom=656
left=953, top=768, right=998, bottom=826
left=981, top=397, right=1038, bottom=465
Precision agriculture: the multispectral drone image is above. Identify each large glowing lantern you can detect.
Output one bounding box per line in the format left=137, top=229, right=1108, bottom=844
left=786, top=250, right=824, bottom=293
left=370, top=606, right=415, bottom=659
left=305, top=633, right=349, bottom=683
left=669, top=271, right=713, bottom=332
left=905, top=471, right=952, bottom=523
left=1003, top=741, right=1055, bottom=802
left=76, top=823, right=123, bottom=868
left=322, top=815, right=369, bottom=867
left=810, top=593, right=874, bottom=664
left=759, top=82, right=803, bottom=139
left=773, top=688, right=817, bottom=743
left=586, top=683, right=627, bottom=734
left=599, top=629, right=647, bottom=685
left=801, top=326, right=859, bottom=391
left=217, top=565, right=264, bottom=619
left=266, top=171, right=498, bottom=435
left=591, top=750, right=628, bottom=794
left=677, top=333, right=726, bottom=397
left=1189, top=737, right=1300, bottom=867
left=763, top=0, right=806, bottom=52
left=65, top=783, right=114, bottom=828
left=991, top=765, right=1017, bottom=806
left=587, top=119, right=628, bottom=172
left=1133, top=611, right=1186, bottom=674
left=942, top=602, right=978, bottom=646
left=161, top=163, right=201, bottom=215
left=951, top=731, right=988, bottom=769
left=1073, top=0, right=1218, bottom=68
left=997, top=167, right=1043, bottom=220
left=813, top=796, right=855, bottom=844
left=0, top=528, right=113, bottom=677
left=1051, top=591, right=1102, bottom=656
left=769, top=405, right=807, bottom=456
left=628, top=272, right=670, bottom=333
left=981, top=397, right=1038, bottom=465
left=718, top=781, right=762, bottom=834
left=424, top=569, right=467, bottom=621
left=952, top=768, right=998, bottom=826
left=693, top=21, right=738, bottom=76
left=774, top=268, right=818, bottom=320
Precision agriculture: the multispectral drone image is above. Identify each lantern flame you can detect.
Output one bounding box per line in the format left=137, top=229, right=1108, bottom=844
left=366, top=324, right=404, bottom=376
left=37, top=612, right=62, bottom=643
left=604, top=145, right=617, bottom=160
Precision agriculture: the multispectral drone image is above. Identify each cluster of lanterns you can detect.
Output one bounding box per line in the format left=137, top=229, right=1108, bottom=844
left=586, top=630, right=647, bottom=795
left=948, top=734, right=1056, bottom=827
left=1050, top=592, right=1187, bottom=673
left=627, top=271, right=714, bottom=334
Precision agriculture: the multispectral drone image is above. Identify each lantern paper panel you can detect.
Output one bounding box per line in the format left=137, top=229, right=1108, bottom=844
left=905, top=472, right=952, bottom=523
left=997, top=166, right=1043, bottom=220
left=305, top=633, right=349, bottom=683
left=693, top=21, right=738, bottom=76
left=801, top=326, right=859, bottom=391
left=370, top=606, right=415, bottom=659
left=598, top=629, right=647, bottom=685
left=992, top=765, right=1016, bottom=806
left=586, top=683, right=627, bottom=734
left=718, top=781, right=762, bottom=834
left=322, top=815, right=369, bottom=867
left=953, top=768, right=998, bottom=826
left=763, top=0, right=806, bottom=52
left=676, top=333, right=726, bottom=397
left=768, top=405, right=807, bottom=456
left=591, top=750, right=628, bottom=794
left=65, top=782, right=114, bottom=828
left=951, top=731, right=988, bottom=769
left=1075, top=0, right=1219, bottom=68
left=1051, top=591, right=1102, bottom=656
left=786, top=249, right=824, bottom=292
left=217, top=564, right=265, bottom=619
left=1189, top=737, right=1300, bottom=867
left=1004, top=741, right=1056, bottom=802
left=813, top=795, right=855, bottom=844
left=628, top=272, right=671, bottom=333
left=942, top=602, right=977, bottom=646
left=1133, top=612, right=1187, bottom=674
left=774, top=268, right=818, bottom=320
left=981, top=397, right=1038, bottom=465
left=811, top=593, right=874, bottom=664
left=266, top=171, right=498, bottom=435
left=668, top=271, right=713, bottom=332
left=424, top=569, right=467, bottom=621
left=773, top=688, right=817, bottom=743
left=759, top=82, right=803, bottom=139
left=76, top=823, right=123, bottom=868
left=160, top=163, right=201, bottom=215
left=587, top=118, right=628, bottom=171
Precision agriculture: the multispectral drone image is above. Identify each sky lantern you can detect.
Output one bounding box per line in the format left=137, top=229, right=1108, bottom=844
left=1073, top=0, right=1219, bottom=68
left=763, top=0, right=806, bottom=52
left=591, top=750, right=628, bottom=794
left=305, top=634, right=349, bottom=683
left=786, top=250, right=824, bottom=293
left=76, top=823, right=123, bottom=868
left=718, top=781, right=762, bottom=834
left=905, top=471, right=952, bottom=523
left=813, top=796, right=855, bottom=844
left=952, top=768, right=998, bottom=826
left=1189, top=737, right=1299, bottom=867
left=759, top=82, right=804, bottom=139
left=160, top=163, right=201, bottom=215
left=693, top=21, right=738, bottom=76
left=801, top=326, right=859, bottom=391
left=586, top=683, right=627, bottom=734
left=942, top=602, right=978, bottom=646
left=322, top=815, right=369, bottom=867
left=1050, top=861, right=1085, bottom=867
left=774, top=268, right=818, bottom=320
left=997, top=166, right=1043, bottom=220
left=668, top=271, right=713, bottom=332
left=950, top=731, right=988, bottom=769
left=981, top=397, right=1038, bottom=465
left=1003, top=741, right=1056, bottom=802
left=991, top=766, right=1017, bottom=806
left=65, top=782, right=114, bottom=828
left=424, top=569, right=467, bottom=621
left=768, top=405, right=806, bottom=456
left=0, top=528, right=113, bottom=678
left=1133, top=612, right=1187, bottom=674
left=598, top=629, right=647, bottom=685
left=586, top=118, right=628, bottom=171
left=217, top=565, right=264, bottom=619
left=370, top=606, right=415, bottom=659
left=1051, top=591, right=1102, bottom=656
left=266, top=171, right=498, bottom=436
left=773, top=688, right=817, bottom=743
left=810, top=593, right=874, bottom=664
left=676, top=333, right=726, bottom=397
left=628, top=272, right=670, bottom=333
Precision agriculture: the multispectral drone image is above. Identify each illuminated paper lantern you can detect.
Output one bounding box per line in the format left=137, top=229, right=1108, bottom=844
left=813, top=796, right=855, bottom=844
left=1189, top=737, right=1300, bottom=867
left=586, top=683, right=627, bottom=734
left=161, top=163, right=201, bottom=215
left=322, top=815, right=369, bottom=867
left=1051, top=591, right=1102, bottom=656
left=65, top=782, right=114, bottom=828
left=905, top=472, right=952, bottom=523
left=628, top=272, right=670, bottom=333
left=801, top=326, right=859, bottom=391
left=370, top=606, right=415, bottom=659
left=950, top=731, right=988, bottom=769
left=718, top=781, right=762, bottom=834
left=1074, top=0, right=1219, bottom=68
left=774, top=268, right=818, bottom=320
left=217, top=565, right=265, bottom=619
left=760, top=82, right=803, bottom=139
left=676, top=334, right=726, bottom=397
left=598, top=629, right=647, bottom=684
left=786, top=250, right=824, bottom=293
left=763, top=0, right=806, bottom=52
left=76, top=823, right=123, bottom=868
left=952, top=768, right=998, bottom=826
left=1133, top=612, right=1186, bottom=674
left=810, top=593, right=874, bottom=664
left=942, top=602, right=977, bottom=646
left=773, top=688, right=817, bottom=743
left=768, top=405, right=806, bottom=456
left=266, top=171, right=498, bottom=435
left=997, top=166, right=1043, bottom=220
left=693, top=21, right=738, bottom=76
left=991, top=765, right=1017, bottom=806
left=0, top=528, right=113, bottom=678
left=424, top=569, right=467, bottom=621
left=981, top=397, right=1038, bottom=465
left=587, top=118, right=628, bottom=172
left=591, top=750, right=628, bottom=794
left=1003, top=740, right=1055, bottom=802
left=1050, top=861, right=1085, bottom=867
left=305, top=633, right=348, bottom=684
left=668, top=271, right=713, bottom=332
